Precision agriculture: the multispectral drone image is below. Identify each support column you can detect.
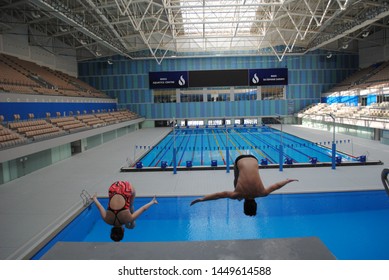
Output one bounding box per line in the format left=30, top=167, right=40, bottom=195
left=176, top=89, right=180, bottom=103
left=257, top=86, right=262, bottom=100
left=230, top=87, right=234, bottom=101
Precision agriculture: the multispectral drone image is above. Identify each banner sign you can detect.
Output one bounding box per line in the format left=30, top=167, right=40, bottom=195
left=249, top=68, right=288, bottom=86
left=149, top=68, right=288, bottom=89
left=189, top=70, right=248, bottom=87
left=149, top=71, right=188, bottom=89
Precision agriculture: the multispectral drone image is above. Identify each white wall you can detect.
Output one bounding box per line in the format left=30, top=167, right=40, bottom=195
left=359, top=29, right=389, bottom=68
left=1, top=24, right=30, bottom=59
left=0, top=24, right=78, bottom=77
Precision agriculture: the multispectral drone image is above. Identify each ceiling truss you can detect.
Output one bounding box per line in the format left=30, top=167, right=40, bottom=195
left=0, top=0, right=388, bottom=64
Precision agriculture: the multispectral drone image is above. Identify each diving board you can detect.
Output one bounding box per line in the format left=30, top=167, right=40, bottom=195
left=41, top=237, right=336, bottom=260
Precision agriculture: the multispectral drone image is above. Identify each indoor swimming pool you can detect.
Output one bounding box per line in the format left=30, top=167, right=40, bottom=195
left=132, top=126, right=359, bottom=168
left=33, top=190, right=389, bottom=260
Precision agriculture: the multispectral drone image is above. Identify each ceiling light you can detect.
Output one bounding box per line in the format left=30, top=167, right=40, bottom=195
left=342, top=43, right=349, bottom=49
left=327, top=53, right=332, bottom=59
left=80, top=39, right=87, bottom=45
left=31, top=11, right=41, bottom=19
left=107, top=59, right=113, bottom=65
left=362, top=31, right=369, bottom=38
left=96, top=51, right=101, bottom=57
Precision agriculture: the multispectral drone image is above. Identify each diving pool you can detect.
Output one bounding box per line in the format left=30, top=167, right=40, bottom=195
left=135, top=126, right=358, bottom=168
left=33, top=190, right=389, bottom=260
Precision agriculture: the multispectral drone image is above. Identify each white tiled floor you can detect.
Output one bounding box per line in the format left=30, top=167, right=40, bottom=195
left=0, top=125, right=388, bottom=259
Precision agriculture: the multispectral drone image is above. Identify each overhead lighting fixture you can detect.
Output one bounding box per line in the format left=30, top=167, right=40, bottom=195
left=327, top=53, right=332, bottom=59
left=342, top=43, right=349, bottom=49
left=362, top=31, right=370, bottom=38
left=31, top=11, right=41, bottom=19
left=96, top=51, right=102, bottom=57
left=80, top=39, right=87, bottom=45
left=107, top=59, right=113, bottom=65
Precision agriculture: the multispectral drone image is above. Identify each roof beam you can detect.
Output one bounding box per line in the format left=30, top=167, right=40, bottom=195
left=30, top=0, right=132, bottom=59
left=307, top=5, right=389, bottom=51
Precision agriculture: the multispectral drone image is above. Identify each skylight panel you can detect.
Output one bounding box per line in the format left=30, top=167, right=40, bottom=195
left=179, top=0, right=258, bottom=37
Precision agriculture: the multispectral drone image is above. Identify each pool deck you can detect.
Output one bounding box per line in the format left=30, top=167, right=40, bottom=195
left=0, top=125, right=388, bottom=260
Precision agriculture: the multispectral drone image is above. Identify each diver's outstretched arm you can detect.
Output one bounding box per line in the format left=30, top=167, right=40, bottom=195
left=92, top=193, right=107, bottom=220
left=264, top=178, right=298, bottom=195
left=190, top=191, right=238, bottom=206
left=128, top=196, right=158, bottom=222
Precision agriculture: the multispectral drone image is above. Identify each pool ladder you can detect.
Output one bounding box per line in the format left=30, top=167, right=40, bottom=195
left=80, top=189, right=92, bottom=207
left=381, top=169, right=389, bottom=196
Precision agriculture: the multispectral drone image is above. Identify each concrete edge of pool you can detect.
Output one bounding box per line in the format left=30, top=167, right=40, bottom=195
left=120, top=160, right=384, bottom=172
left=40, top=237, right=336, bottom=260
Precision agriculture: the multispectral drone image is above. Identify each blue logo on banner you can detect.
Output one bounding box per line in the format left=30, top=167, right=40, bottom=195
left=249, top=68, right=288, bottom=86
left=149, top=71, right=189, bottom=89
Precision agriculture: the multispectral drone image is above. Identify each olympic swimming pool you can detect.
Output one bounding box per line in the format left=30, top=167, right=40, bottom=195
left=130, top=126, right=363, bottom=169
left=33, top=190, right=389, bottom=260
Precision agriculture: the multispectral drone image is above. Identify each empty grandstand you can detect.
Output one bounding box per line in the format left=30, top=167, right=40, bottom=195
left=0, top=53, right=108, bottom=98
left=298, top=59, right=389, bottom=142
left=0, top=53, right=144, bottom=185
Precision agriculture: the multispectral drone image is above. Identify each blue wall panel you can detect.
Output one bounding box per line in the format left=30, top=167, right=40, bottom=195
left=322, top=94, right=377, bottom=106
left=324, top=95, right=359, bottom=106
left=78, top=51, right=358, bottom=120
left=367, top=95, right=377, bottom=105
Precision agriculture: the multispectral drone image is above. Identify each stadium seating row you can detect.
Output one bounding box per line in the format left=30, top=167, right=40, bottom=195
left=0, top=122, right=28, bottom=149
left=0, top=110, right=140, bottom=149
left=300, top=59, right=389, bottom=124
left=328, top=60, right=389, bottom=93
left=0, top=53, right=107, bottom=98
left=299, top=102, right=389, bottom=119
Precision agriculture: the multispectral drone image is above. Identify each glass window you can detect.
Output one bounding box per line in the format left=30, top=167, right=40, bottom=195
left=234, top=87, right=257, bottom=101
left=181, top=94, right=203, bottom=102
left=153, top=90, right=176, bottom=103
left=261, top=86, right=284, bottom=100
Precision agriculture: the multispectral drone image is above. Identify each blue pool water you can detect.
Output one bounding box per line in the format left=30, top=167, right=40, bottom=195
left=33, top=190, right=389, bottom=260
left=137, top=126, right=357, bottom=167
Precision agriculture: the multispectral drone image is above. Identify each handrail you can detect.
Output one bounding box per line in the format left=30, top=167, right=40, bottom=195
left=80, top=189, right=92, bottom=207
left=381, top=168, right=389, bottom=196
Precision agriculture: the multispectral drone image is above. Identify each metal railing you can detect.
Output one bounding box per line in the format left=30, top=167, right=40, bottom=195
left=381, top=168, right=389, bottom=196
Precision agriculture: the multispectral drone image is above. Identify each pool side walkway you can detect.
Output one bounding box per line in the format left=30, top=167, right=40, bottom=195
left=0, top=125, right=388, bottom=259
